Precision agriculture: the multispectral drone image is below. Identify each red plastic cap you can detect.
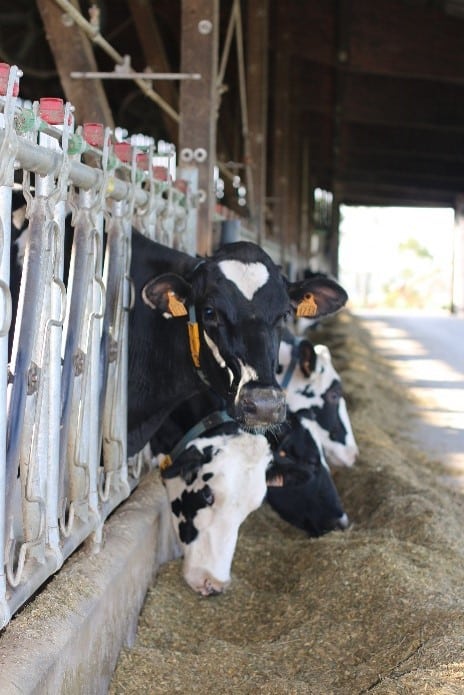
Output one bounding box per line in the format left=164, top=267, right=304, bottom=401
left=83, top=122, right=104, bottom=147
left=136, top=152, right=149, bottom=170
left=0, top=63, right=19, bottom=97
left=114, top=141, right=132, bottom=163
left=152, top=166, right=168, bottom=181
left=39, top=97, right=65, bottom=125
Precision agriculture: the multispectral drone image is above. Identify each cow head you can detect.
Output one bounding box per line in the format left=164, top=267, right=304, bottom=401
left=162, top=430, right=270, bottom=596
left=278, top=340, right=359, bottom=467
left=266, top=414, right=349, bottom=536
left=142, top=242, right=348, bottom=431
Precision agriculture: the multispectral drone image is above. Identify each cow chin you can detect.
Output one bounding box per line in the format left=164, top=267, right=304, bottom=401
left=233, top=384, right=286, bottom=429
left=183, top=567, right=231, bottom=597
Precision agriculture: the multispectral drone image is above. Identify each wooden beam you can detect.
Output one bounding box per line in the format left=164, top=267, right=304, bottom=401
left=178, top=0, right=219, bottom=256
left=36, top=0, right=114, bottom=127
left=269, top=6, right=291, bottom=262
left=126, top=0, right=179, bottom=144
left=329, top=193, right=340, bottom=277
left=279, top=60, right=333, bottom=114
left=246, top=0, right=269, bottom=245
left=338, top=152, right=464, bottom=188
left=274, top=0, right=335, bottom=65
left=349, top=0, right=464, bottom=83
left=339, top=181, right=457, bottom=207
left=299, top=137, right=312, bottom=263
left=280, top=0, right=464, bottom=84
left=337, top=164, right=464, bottom=193
left=341, top=73, right=464, bottom=131
left=332, top=0, right=351, bottom=182
left=287, top=61, right=302, bottom=263
left=297, top=68, right=464, bottom=132
left=341, top=123, right=464, bottom=164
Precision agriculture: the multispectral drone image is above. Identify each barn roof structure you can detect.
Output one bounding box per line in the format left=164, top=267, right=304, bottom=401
left=3, top=0, right=464, bottom=269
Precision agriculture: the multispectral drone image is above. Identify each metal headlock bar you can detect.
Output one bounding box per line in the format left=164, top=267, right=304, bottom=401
left=0, top=64, right=198, bottom=627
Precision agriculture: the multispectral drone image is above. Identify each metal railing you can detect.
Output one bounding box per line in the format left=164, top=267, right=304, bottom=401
left=0, top=65, right=197, bottom=627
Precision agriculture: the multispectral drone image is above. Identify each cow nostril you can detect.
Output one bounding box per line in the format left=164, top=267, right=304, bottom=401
left=241, top=398, right=257, bottom=415
left=201, top=578, right=225, bottom=597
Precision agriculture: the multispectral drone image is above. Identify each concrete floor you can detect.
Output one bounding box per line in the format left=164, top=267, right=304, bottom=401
left=355, top=310, right=464, bottom=489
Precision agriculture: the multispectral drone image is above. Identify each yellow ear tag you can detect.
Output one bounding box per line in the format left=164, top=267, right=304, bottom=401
left=188, top=322, right=201, bottom=368
left=159, top=454, right=173, bottom=472
left=296, top=292, right=318, bottom=317
left=167, top=291, right=187, bottom=317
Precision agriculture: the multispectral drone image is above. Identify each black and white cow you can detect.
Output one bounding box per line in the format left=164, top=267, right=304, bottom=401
left=158, top=411, right=270, bottom=596
left=128, top=230, right=348, bottom=456
left=152, top=388, right=347, bottom=596
left=265, top=412, right=348, bottom=536
left=278, top=337, right=358, bottom=467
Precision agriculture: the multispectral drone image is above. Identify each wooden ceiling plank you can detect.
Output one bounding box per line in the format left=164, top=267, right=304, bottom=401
left=341, top=122, right=464, bottom=163
left=338, top=179, right=457, bottom=207
left=341, top=73, right=464, bottom=131
left=349, top=0, right=464, bottom=82
left=273, top=0, right=335, bottom=65
left=339, top=151, right=464, bottom=180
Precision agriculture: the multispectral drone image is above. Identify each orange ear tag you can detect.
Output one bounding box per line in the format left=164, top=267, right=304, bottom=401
left=167, top=291, right=187, bottom=317
left=188, top=322, right=201, bottom=367
left=296, top=292, right=318, bottom=317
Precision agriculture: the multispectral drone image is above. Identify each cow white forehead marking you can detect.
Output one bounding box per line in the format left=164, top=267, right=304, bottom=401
left=218, top=260, right=269, bottom=301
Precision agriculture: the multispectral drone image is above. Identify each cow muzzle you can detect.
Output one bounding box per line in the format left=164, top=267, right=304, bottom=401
left=235, top=384, right=286, bottom=429
left=185, top=569, right=230, bottom=597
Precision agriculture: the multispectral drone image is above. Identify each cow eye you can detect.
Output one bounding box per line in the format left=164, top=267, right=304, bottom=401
left=275, top=310, right=291, bottom=327
left=202, top=306, right=217, bottom=322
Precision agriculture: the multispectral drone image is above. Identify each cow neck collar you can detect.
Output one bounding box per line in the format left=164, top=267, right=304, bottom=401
left=280, top=337, right=302, bottom=389
left=160, top=410, right=235, bottom=476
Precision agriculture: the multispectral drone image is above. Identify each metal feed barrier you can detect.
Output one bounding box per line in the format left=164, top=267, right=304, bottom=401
left=0, top=64, right=197, bottom=628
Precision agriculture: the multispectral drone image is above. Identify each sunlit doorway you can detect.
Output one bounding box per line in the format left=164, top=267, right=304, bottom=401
left=338, top=206, right=456, bottom=312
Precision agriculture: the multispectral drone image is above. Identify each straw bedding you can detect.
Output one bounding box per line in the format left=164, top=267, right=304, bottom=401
left=110, top=312, right=464, bottom=694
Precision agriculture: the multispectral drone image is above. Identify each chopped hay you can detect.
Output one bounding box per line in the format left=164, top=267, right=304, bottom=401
left=109, top=312, right=464, bottom=694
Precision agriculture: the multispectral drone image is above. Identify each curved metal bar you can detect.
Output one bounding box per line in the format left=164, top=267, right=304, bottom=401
left=0, top=279, right=12, bottom=338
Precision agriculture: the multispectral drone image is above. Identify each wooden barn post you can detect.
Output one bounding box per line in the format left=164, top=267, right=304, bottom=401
left=329, top=190, right=341, bottom=278
left=271, top=13, right=291, bottom=265
left=179, top=0, right=219, bottom=256
left=247, top=0, right=269, bottom=246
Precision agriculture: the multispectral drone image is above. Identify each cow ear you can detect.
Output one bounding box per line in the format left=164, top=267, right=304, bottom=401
left=288, top=277, right=348, bottom=318
left=298, top=339, right=317, bottom=378
left=142, top=273, right=191, bottom=317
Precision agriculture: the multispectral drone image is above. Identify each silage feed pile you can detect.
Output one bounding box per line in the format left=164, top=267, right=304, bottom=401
left=110, top=312, right=464, bottom=695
